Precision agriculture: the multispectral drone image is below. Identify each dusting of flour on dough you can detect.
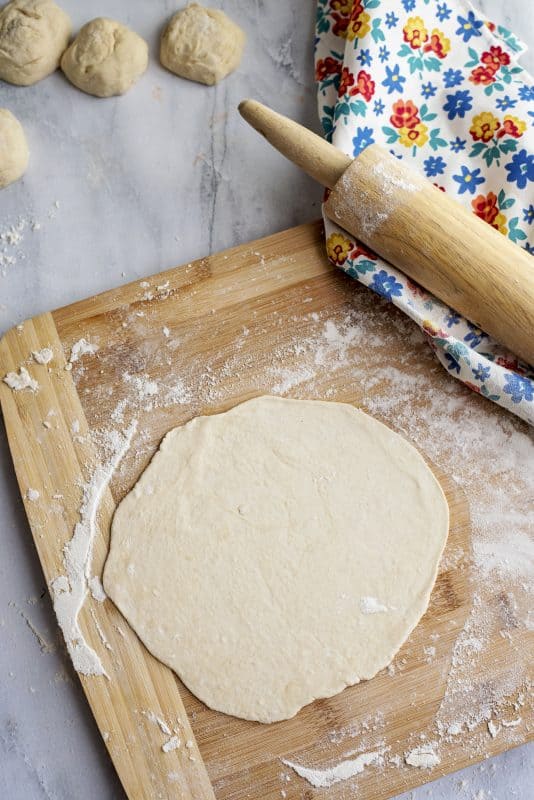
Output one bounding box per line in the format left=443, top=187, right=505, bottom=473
left=51, top=421, right=136, bottom=676
left=282, top=750, right=382, bottom=788
left=360, top=596, right=389, bottom=614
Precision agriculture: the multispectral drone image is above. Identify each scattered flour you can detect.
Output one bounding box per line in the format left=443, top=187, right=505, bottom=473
left=88, top=575, right=107, bottom=602
left=3, top=366, right=39, bottom=392
left=69, top=338, right=99, bottom=364
left=32, top=347, right=53, bottom=365
left=282, top=750, right=381, bottom=788
left=405, top=743, right=441, bottom=769
left=50, top=421, right=136, bottom=676
left=162, top=736, right=181, bottom=753
left=25, top=488, right=40, bottom=501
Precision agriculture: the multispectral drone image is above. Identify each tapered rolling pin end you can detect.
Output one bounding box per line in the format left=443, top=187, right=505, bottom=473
left=238, top=99, right=351, bottom=189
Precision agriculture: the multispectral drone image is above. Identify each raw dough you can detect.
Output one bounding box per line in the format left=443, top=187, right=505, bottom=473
left=160, top=3, right=245, bottom=86
left=61, top=18, right=148, bottom=98
left=0, top=0, right=71, bottom=86
left=104, top=396, right=449, bottom=723
left=0, top=108, right=28, bottom=188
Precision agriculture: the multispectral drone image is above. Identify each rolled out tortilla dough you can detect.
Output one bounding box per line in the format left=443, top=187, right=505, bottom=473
left=103, top=396, right=448, bottom=723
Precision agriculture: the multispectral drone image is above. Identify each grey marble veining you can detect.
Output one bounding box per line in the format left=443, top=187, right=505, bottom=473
left=0, top=2, right=532, bottom=799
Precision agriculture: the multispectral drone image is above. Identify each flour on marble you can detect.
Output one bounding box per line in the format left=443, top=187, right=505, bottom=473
left=50, top=421, right=136, bottom=676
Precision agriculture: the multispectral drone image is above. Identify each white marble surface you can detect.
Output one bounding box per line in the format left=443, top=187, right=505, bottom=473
left=0, top=1, right=532, bottom=798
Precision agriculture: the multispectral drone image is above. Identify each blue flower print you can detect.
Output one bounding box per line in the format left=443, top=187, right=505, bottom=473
left=443, top=69, right=463, bottom=88
left=525, top=243, right=534, bottom=254
left=436, top=3, right=452, bottom=22
left=370, top=270, right=403, bottom=300
left=505, top=150, right=534, bottom=190
left=503, top=373, right=534, bottom=403
left=495, top=96, right=517, bottom=112
left=421, top=82, right=437, bottom=99
left=352, top=126, right=375, bottom=156
left=443, top=90, right=473, bottom=120
left=373, top=99, right=385, bottom=115
left=523, top=205, right=534, bottom=225
left=456, top=10, right=483, bottom=42
left=382, top=64, right=406, bottom=95
left=453, top=166, right=485, bottom=195
left=385, top=11, right=398, bottom=29
left=402, top=0, right=416, bottom=10
left=473, top=364, right=491, bottom=382
left=379, top=46, right=390, bottom=63
left=445, top=311, right=461, bottom=327
left=450, top=136, right=466, bottom=153
left=424, top=156, right=447, bottom=177
left=518, top=85, right=534, bottom=102
left=464, top=323, right=488, bottom=347
left=357, top=49, right=372, bottom=67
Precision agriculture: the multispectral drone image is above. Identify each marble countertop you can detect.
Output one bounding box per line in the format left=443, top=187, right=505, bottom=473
left=0, top=1, right=532, bottom=798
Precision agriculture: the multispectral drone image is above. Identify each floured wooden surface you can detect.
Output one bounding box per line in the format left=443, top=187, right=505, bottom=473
left=0, top=221, right=532, bottom=800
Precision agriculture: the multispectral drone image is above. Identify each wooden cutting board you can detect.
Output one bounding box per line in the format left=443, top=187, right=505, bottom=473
left=0, top=221, right=531, bottom=800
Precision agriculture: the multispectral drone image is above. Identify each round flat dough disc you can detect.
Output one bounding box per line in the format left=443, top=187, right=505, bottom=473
left=103, top=396, right=448, bottom=723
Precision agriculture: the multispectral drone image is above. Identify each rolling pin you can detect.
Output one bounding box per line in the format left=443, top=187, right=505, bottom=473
left=239, top=99, right=534, bottom=367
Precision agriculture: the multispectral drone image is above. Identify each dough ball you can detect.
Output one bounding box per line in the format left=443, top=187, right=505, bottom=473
left=61, top=18, right=148, bottom=98
left=160, top=3, right=245, bottom=86
left=0, top=0, right=71, bottom=86
left=0, top=109, right=29, bottom=188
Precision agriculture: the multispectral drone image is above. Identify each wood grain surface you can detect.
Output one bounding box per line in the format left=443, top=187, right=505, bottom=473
left=0, top=221, right=531, bottom=800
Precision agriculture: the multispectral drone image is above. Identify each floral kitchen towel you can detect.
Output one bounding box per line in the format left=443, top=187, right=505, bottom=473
left=314, top=0, right=534, bottom=424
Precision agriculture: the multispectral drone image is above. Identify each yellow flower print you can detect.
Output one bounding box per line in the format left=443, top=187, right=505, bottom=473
left=469, top=112, right=500, bottom=142
left=326, top=232, right=353, bottom=265
left=398, top=122, right=429, bottom=148
left=493, top=213, right=508, bottom=236
left=330, top=0, right=353, bottom=13
left=346, top=11, right=371, bottom=41
left=403, top=17, right=428, bottom=49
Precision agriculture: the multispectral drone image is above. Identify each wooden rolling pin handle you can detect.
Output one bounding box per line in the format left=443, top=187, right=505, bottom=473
left=239, top=100, right=534, bottom=367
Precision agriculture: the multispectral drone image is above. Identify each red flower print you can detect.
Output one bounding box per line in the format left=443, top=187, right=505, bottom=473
left=331, top=11, right=350, bottom=37
left=407, top=279, right=429, bottom=298
left=432, top=184, right=446, bottom=192
left=352, top=69, right=375, bottom=101
left=481, top=45, right=510, bottom=71
left=495, top=355, right=524, bottom=372
left=472, top=192, right=499, bottom=225
left=351, top=242, right=378, bottom=260
left=329, top=0, right=352, bottom=12
left=465, top=382, right=482, bottom=394
left=497, top=115, right=526, bottom=139
left=423, top=29, right=450, bottom=59
left=390, top=99, right=420, bottom=129
left=469, top=65, right=496, bottom=86
left=338, top=66, right=355, bottom=96
left=315, top=56, right=342, bottom=81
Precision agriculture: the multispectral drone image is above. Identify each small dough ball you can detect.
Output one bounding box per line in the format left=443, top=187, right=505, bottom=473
left=61, top=18, right=148, bottom=98
left=160, top=4, right=245, bottom=86
left=0, top=109, right=29, bottom=188
left=0, top=0, right=71, bottom=86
